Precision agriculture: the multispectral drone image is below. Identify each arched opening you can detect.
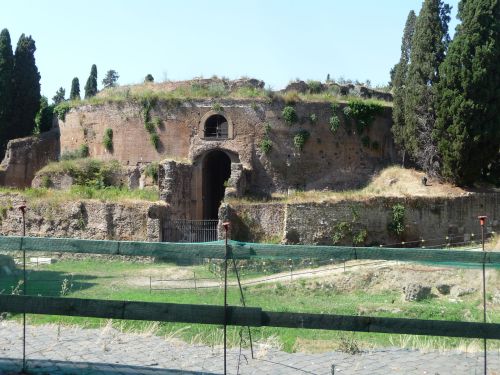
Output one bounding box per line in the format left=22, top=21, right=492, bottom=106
left=204, top=114, right=228, bottom=139
left=202, top=150, right=231, bottom=220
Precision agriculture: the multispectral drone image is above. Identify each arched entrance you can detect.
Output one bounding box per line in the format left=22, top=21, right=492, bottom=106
left=202, top=150, right=231, bottom=220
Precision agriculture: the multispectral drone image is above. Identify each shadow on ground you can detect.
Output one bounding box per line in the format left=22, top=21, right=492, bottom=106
left=0, top=358, right=220, bottom=375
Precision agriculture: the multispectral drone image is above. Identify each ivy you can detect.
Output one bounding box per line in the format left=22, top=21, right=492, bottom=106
left=344, top=99, right=383, bottom=134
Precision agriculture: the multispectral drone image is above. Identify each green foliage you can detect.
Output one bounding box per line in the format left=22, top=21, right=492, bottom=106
left=345, top=99, right=383, bottom=134
left=352, top=229, right=368, bottom=246
left=40, top=175, right=52, bottom=188
left=391, top=11, right=417, bottom=151
left=403, top=0, right=451, bottom=172
left=332, top=221, right=352, bottom=244
left=0, top=29, right=14, bottom=155
left=282, top=106, right=297, bottom=125
left=329, top=115, right=340, bottom=134
left=103, top=128, right=113, bottom=151
left=293, top=130, right=310, bottom=151
left=435, top=0, right=500, bottom=185
left=52, top=87, right=65, bottom=105
left=144, top=121, right=155, bottom=133
left=11, top=33, right=41, bottom=142
left=388, top=204, right=406, bottom=236
left=263, top=122, right=272, bottom=135
left=69, top=77, right=80, bottom=100
left=309, top=113, right=317, bottom=125
left=306, top=80, right=322, bottom=94
left=150, top=133, right=160, bottom=150
left=84, top=64, right=98, bottom=99
left=144, top=74, right=154, bottom=83
left=361, top=135, right=370, bottom=148
left=259, top=138, right=272, bottom=155
left=152, top=117, right=162, bottom=129
left=40, top=158, right=122, bottom=189
left=143, top=162, right=159, bottom=184
left=211, top=102, right=223, bottom=112
left=79, top=143, right=89, bottom=158
left=53, top=102, right=72, bottom=121
left=102, top=69, right=119, bottom=89
left=34, top=96, right=54, bottom=134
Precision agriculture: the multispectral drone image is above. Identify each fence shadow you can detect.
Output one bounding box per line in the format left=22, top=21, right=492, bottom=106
left=0, top=358, right=219, bottom=375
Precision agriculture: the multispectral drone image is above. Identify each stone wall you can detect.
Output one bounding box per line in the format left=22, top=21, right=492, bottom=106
left=159, top=160, right=193, bottom=219
left=227, top=193, right=500, bottom=246
left=0, top=193, right=167, bottom=241
left=58, top=100, right=398, bottom=195
left=0, top=129, right=60, bottom=188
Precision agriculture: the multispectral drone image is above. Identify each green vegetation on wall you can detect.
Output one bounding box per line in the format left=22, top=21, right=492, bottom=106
left=103, top=128, right=113, bottom=151
left=344, top=99, right=383, bottom=134
left=388, top=203, right=406, bottom=236
left=293, top=130, right=310, bottom=151
left=140, top=98, right=161, bottom=151
left=282, top=105, right=298, bottom=125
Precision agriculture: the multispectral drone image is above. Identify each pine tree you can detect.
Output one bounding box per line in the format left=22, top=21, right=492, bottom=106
left=391, top=10, right=417, bottom=160
left=11, top=34, right=41, bottom=141
left=144, top=74, right=154, bottom=83
left=102, top=69, right=119, bottom=88
left=435, top=0, right=500, bottom=185
left=0, top=29, right=14, bottom=156
left=84, top=64, right=98, bottom=99
left=52, top=87, right=66, bottom=104
left=70, top=77, right=80, bottom=100
left=403, top=0, right=451, bottom=174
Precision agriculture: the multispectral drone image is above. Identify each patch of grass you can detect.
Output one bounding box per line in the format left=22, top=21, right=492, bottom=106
left=4, top=258, right=498, bottom=353
left=144, top=162, right=159, bottom=184
left=39, top=158, right=121, bottom=189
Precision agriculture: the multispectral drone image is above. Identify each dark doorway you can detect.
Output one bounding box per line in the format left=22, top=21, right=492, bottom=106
left=203, top=150, right=231, bottom=220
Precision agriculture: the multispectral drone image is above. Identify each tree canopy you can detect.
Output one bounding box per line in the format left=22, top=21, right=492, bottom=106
left=435, top=0, right=500, bottom=185
left=84, top=64, right=98, bottom=99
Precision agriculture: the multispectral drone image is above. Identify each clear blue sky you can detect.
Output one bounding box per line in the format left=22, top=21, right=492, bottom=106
left=0, top=0, right=459, bottom=100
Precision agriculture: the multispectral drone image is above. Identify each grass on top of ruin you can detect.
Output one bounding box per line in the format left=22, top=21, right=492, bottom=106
left=226, top=166, right=470, bottom=206
left=54, top=81, right=392, bottom=112
left=0, top=185, right=159, bottom=203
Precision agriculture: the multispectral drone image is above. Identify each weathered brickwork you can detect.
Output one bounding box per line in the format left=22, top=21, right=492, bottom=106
left=228, top=194, right=500, bottom=245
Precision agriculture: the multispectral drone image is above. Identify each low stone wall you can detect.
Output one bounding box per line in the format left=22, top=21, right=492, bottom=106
left=227, top=193, right=500, bottom=246
left=0, top=129, right=60, bottom=188
left=0, top=193, right=167, bottom=241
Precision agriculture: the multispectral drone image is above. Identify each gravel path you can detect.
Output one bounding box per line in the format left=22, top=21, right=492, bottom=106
left=1, top=321, right=499, bottom=374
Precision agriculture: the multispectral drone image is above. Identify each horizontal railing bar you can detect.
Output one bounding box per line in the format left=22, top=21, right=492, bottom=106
left=0, top=236, right=498, bottom=264
left=0, top=295, right=499, bottom=339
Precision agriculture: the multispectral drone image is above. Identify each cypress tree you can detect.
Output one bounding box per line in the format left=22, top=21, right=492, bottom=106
left=70, top=77, right=80, bottom=100
left=0, top=29, right=14, bottom=156
left=11, top=34, right=41, bottom=140
left=84, top=64, right=98, bottom=99
left=391, top=10, right=417, bottom=161
left=435, top=0, right=500, bottom=185
left=403, top=0, right=451, bottom=174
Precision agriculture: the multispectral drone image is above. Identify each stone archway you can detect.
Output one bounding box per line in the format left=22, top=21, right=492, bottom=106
left=202, top=150, right=232, bottom=220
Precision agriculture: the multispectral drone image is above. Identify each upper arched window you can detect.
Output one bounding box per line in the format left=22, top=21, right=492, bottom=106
left=204, top=114, right=228, bottom=139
